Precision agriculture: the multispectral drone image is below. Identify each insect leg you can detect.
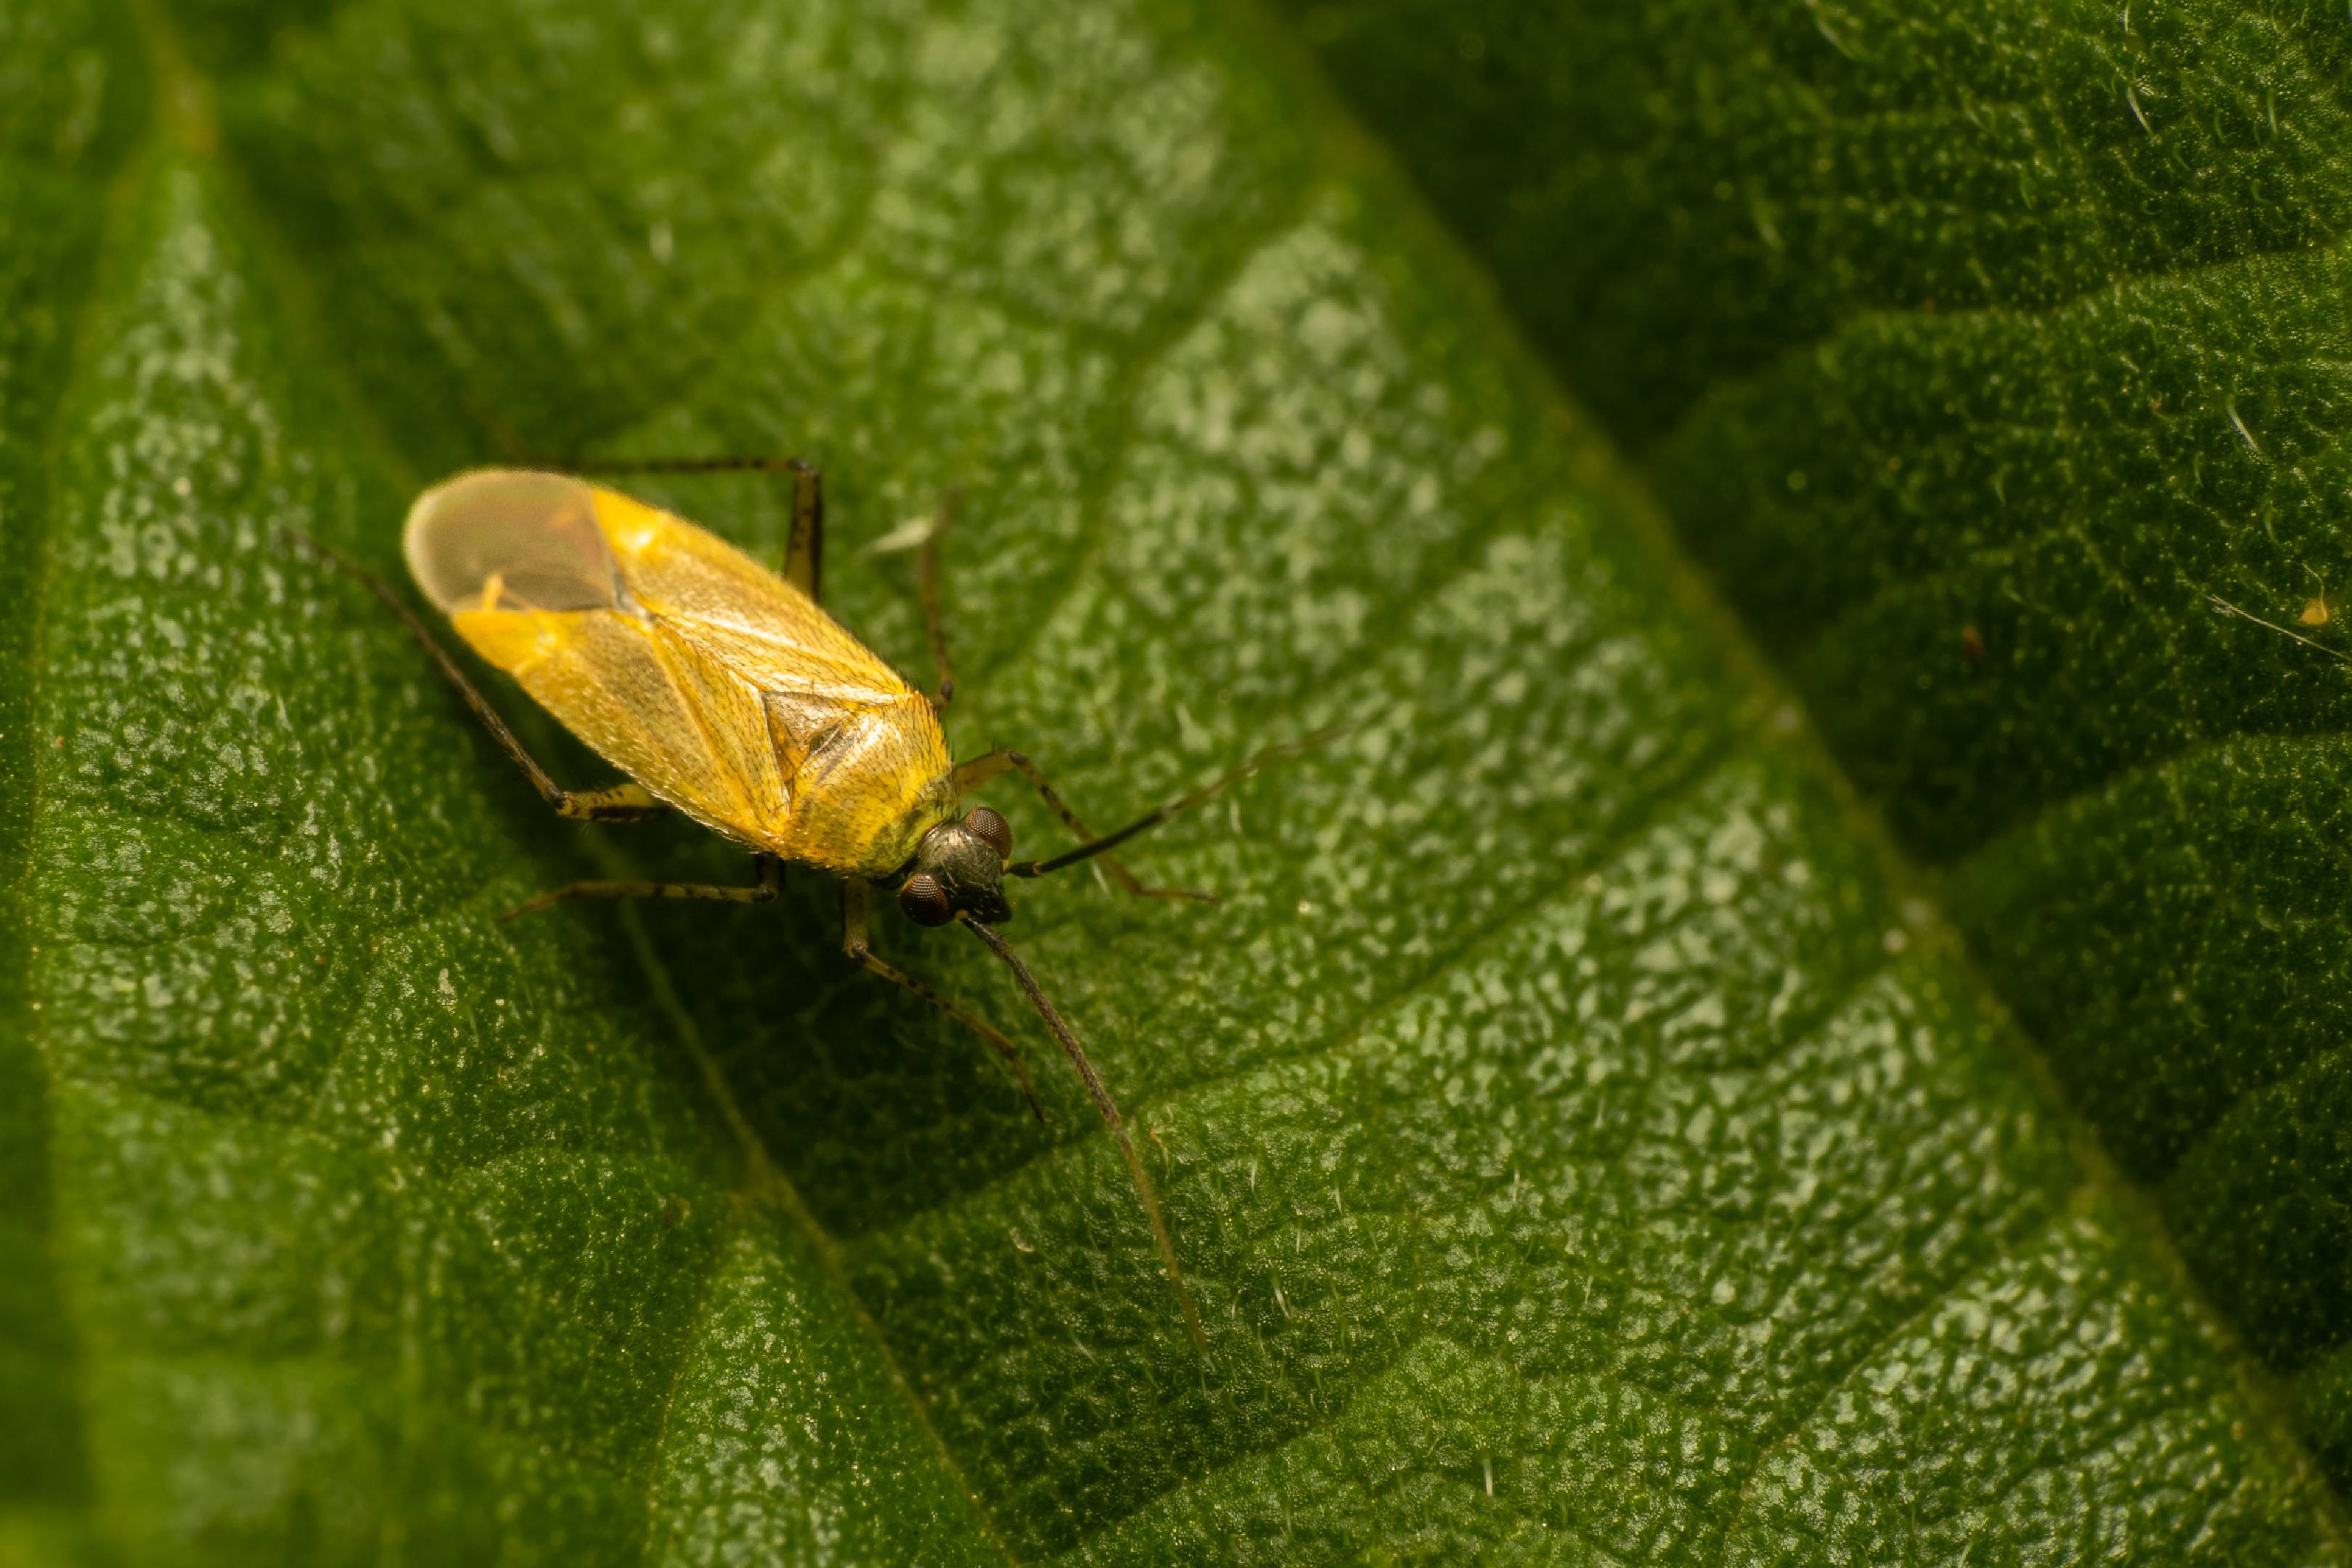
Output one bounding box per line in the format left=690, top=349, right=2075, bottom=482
left=918, top=494, right=956, bottom=711
left=841, top=879, right=1047, bottom=1122
left=294, top=531, right=667, bottom=824
left=547, top=455, right=825, bottom=602
left=788, top=462, right=825, bottom=604
left=505, top=854, right=785, bottom=920
left=952, top=750, right=1215, bottom=902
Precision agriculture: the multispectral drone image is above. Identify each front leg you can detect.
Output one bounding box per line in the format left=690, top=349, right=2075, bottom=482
left=504, top=854, right=785, bottom=919
left=841, top=879, right=1045, bottom=1122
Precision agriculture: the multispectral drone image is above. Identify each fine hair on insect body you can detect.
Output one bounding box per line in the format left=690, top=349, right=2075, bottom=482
left=301, top=457, right=1327, bottom=1352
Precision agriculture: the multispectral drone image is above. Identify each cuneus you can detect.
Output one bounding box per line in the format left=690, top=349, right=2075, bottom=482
left=306, top=458, right=1323, bottom=1353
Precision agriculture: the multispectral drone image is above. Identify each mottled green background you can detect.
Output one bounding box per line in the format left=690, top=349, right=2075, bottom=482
left=1, top=0, right=2344, bottom=1563
left=1284, top=0, right=2352, bottom=1508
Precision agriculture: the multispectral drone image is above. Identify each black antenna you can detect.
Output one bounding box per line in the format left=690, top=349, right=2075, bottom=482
left=1008, top=728, right=1343, bottom=881
left=960, top=915, right=1206, bottom=1352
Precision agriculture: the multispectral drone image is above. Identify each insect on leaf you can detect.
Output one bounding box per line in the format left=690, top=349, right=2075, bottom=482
left=1, top=0, right=2340, bottom=1561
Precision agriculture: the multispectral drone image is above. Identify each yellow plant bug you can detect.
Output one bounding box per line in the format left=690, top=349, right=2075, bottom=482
left=306, top=459, right=1326, bottom=1352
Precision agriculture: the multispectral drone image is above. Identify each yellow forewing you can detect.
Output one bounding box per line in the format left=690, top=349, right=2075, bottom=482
left=404, top=470, right=954, bottom=874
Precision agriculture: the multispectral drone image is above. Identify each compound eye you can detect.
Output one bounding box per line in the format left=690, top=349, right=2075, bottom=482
left=965, top=805, right=1013, bottom=858
left=899, top=873, right=954, bottom=926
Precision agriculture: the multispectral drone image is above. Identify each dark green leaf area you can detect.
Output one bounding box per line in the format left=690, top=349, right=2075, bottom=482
left=1285, top=0, right=2352, bottom=1500
left=1287, top=0, right=2352, bottom=446
left=7, top=0, right=2345, bottom=1561
left=1667, top=248, right=2352, bottom=859
left=1949, top=734, right=2352, bottom=1450
left=1291, top=0, right=2352, bottom=849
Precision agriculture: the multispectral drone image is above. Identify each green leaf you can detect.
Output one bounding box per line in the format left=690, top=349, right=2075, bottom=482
left=1275, top=0, right=2352, bottom=1498
left=3, top=0, right=2343, bottom=1564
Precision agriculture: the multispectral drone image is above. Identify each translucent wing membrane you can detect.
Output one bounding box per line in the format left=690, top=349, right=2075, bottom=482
left=405, top=471, right=624, bottom=615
